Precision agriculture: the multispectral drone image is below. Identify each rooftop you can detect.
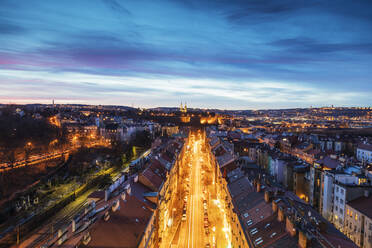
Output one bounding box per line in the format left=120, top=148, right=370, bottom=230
left=347, top=195, right=372, bottom=219
left=357, top=143, right=372, bottom=152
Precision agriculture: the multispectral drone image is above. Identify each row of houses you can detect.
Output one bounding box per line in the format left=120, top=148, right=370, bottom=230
left=41, top=136, right=184, bottom=248
left=206, top=126, right=367, bottom=248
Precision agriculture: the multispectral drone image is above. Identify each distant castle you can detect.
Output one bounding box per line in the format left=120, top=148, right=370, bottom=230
left=180, top=102, right=187, bottom=113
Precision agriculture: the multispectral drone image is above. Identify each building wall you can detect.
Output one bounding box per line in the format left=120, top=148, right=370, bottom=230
left=357, top=148, right=372, bottom=163
left=364, top=216, right=372, bottom=248
left=139, top=213, right=156, bottom=248
left=344, top=205, right=363, bottom=247
left=271, top=159, right=285, bottom=184
left=210, top=140, right=248, bottom=248
left=283, top=164, right=293, bottom=191
left=161, top=126, right=179, bottom=136
left=309, top=166, right=322, bottom=211
left=326, top=141, right=333, bottom=151
left=294, top=171, right=307, bottom=202
left=333, top=185, right=369, bottom=233
left=321, top=172, right=334, bottom=222
left=249, top=147, right=257, bottom=162
left=333, top=184, right=347, bottom=231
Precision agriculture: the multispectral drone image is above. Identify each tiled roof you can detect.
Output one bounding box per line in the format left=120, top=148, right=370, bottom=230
left=228, top=176, right=252, bottom=198
left=84, top=194, right=153, bottom=248
left=216, top=152, right=236, bottom=168
left=357, top=143, right=372, bottom=152
left=140, top=166, right=164, bottom=191
left=347, top=195, right=372, bottom=219
left=245, top=215, right=297, bottom=248
left=316, top=156, right=341, bottom=169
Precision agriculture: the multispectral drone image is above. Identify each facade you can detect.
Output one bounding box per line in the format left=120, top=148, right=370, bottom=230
left=208, top=136, right=249, bottom=248
left=161, top=125, right=179, bottom=136
left=357, top=144, right=372, bottom=163
left=344, top=194, right=372, bottom=248
left=332, top=183, right=372, bottom=232
left=320, top=170, right=364, bottom=223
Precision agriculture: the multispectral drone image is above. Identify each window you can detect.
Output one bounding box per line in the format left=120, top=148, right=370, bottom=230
left=347, top=209, right=349, bottom=215
left=340, top=208, right=343, bottom=214
left=355, top=214, right=358, bottom=221
left=340, top=188, right=344, bottom=194
left=340, top=199, right=344, bottom=204
left=336, top=196, right=339, bottom=201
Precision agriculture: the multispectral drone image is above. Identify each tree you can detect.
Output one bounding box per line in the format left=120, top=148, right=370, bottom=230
left=4, top=148, right=16, bottom=168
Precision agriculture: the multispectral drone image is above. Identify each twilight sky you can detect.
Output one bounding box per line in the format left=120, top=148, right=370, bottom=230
left=0, top=0, right=372, bottom=109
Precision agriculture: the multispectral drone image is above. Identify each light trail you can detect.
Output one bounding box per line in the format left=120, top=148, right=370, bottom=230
left=158, top=129, right=232, bottom=248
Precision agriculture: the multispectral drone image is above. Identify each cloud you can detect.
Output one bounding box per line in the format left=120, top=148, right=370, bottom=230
left=0, top=19, right=26, bottom=34
left=0, top=0, right=371, bottom=108
left=1, top=69, right=370, bottom=109
left=102, top=0, right=131, bottom=15
left=270, top=37, right=372, bottom=54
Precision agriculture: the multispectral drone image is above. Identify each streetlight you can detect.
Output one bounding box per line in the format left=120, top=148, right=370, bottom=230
left=25, top=142, right=33, bottom=165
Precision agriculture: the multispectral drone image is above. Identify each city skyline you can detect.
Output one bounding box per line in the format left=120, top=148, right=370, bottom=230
left=1, top=0, right=372, bottom=109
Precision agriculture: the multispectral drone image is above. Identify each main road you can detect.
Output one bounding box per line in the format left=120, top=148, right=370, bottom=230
left=182, top=136, right=204, bottom=248
left=160, top=129, right=231, bottom=248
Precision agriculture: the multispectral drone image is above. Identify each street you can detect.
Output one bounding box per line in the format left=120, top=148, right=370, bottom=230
left=160, top=129, right=231, bottom=248
left=183, top=138, right=204, bottom=248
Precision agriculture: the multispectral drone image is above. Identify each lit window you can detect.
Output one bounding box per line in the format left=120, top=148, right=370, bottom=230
left=355, top=214, right=358, bottom=221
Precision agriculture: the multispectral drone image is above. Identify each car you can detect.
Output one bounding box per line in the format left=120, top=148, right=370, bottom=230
left=204, top=220, right=209, bottom=228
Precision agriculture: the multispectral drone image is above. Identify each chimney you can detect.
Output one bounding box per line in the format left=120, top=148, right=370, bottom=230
left=121, top=192, right=127, bottom=201
left=265, top=191, right=271, bottom=203
left=105, top=189, right=110, bottom=201
left=286, top=217, right=297, bottom=237
left=299, top=230, right=310, bottom=248
left=112, top=199, right=120, bottom=212
left=127, top=186, right=132, bottom=196
left=278, top=206, right=284, bottom=222
left=57, top=229, right=66, bottom=245
left=272, top=200, right=278, bottom=213
left=72, top=219, right=77, bottom=232
left=104, top=211, right=110, bottom=221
